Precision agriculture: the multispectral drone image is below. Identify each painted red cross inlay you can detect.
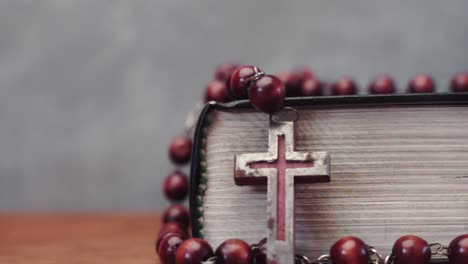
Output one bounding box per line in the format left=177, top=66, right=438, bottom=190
left=250, top=135, right=315, bottom=240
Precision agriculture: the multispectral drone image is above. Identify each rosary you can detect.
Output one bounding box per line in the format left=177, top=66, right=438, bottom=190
left=157, top=64, right=468, bottom=264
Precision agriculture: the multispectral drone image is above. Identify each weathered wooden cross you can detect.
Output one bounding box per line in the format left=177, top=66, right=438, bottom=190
left=234, top=121, right=330, bottom=264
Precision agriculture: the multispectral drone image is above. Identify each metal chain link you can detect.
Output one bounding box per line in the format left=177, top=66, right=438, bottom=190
left=429, top=243, right=449, bottom=257
left=368, top=246, right=385, bottom=264
left=294, top=254, right=329, bottom=264
left=246, top=66, right=265, bottom=83
left=315, top=254, right=331, bottom=264
left=295, top=254, right=313, bottom=264
left=384, top=254, right=395, bottom=264
left=270, top=107, right=300, bottom=123
left=201, top=256, right=217, bottom=264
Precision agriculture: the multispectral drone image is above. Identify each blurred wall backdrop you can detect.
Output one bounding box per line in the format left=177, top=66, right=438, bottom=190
left=0, top=0, right=467, bottom=210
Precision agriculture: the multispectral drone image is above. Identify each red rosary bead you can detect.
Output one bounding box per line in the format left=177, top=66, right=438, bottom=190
left=229, top=65, right=261, bottom=99
left=331, top=77, right=358, bottom=95
left=215, top=239, right=254, bottom=264
left=162, top=205, right=190, bottom=228
left=168, top=136, right=192, bottom=165
left=157, top=222, right=187, bottom=249
left=163, top=171, right=189, bottom=201
left=294, top=66, right=315, bottom=80
left=205, top=80, right=230, bottom=103
left=408, top=74, right=435, bottom=93
left=451, top=72, right=468, bottom=92
left=301, top=77, right=323, bottom=96
left=448, top=234, right=468, bottom=264
left=158, top=232, right=187, bottom=264
left=248, top=74, right=285, bottom=114
left=215, top=63, right=240, bottom=82
left=369, top=75, right=396, bottom=94
left=175, top=238, right=214, bottom=264
left=330, top=236, right=370, bottom=264
left=392, top=235, right=431, bottom=264
left=277, top=71, right=302, bottom=97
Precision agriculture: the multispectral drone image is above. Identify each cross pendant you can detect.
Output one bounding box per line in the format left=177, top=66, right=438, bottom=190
left=234, top=121, right=330, bottom=264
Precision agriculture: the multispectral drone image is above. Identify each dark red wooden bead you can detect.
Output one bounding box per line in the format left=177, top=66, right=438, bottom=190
left=253, top=238, right=267, bottom=264
left=175, top=238, right=214, bottom=264
left=248, top=74, right=285, bottom=114
left=229, top=66, right=261, bottom=99
left=225, top=73, right=233, bottom=96
left=451, top=72, right=468, bottom=92
left=301, top=77, right=323, bottom=96
left=205, top=80, right=230, bottom=103
left=330, top=236, right=370, bottom=264
left=163, top=171, right=189, bottom=201
left=294, top=66, right=315, bottom=80
left=448, top=234, right=468, bottom=264
left=162, top=205, right=190, bottom=228
left=408, top=74, right=435, bottom=93
left=168, top=136, right=192, bottom=165
left=277, top=71, right=302, bottom=97
left=157, top=231, right=187, bottom=255
left=215, top=239, right=253, bottom=264
left=331, top=77, right=358, bottom=95
left=158, top=232, right=187, bottom=264
left=215, top=63, right=240, bottom=82
left=157, top=222, right=187, bottom=249
left=369, top=75, right=396, bottom=94
left=392, top=235, right=431, bottom=264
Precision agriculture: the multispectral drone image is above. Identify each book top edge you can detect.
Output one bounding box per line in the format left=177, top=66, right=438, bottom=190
left=208, top=93, right=468, bottom=112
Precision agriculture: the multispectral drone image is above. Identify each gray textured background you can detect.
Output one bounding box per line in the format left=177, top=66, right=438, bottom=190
left=0, top=0, right=467, bottom=211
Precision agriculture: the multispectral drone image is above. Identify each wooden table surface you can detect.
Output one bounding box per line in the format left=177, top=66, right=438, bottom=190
left=0, top=214, right=162, bottom=264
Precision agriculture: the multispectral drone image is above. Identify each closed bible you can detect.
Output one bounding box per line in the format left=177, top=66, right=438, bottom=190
left=189, top=94, right=468, bottom=261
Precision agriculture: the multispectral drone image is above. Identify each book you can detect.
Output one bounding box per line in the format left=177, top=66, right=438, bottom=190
left=189, top=94, right=468, bottom=261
